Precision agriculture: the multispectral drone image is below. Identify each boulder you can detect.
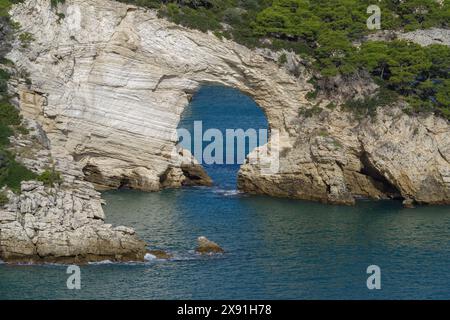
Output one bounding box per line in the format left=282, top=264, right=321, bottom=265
left=196, top=236, right=224, bottom=255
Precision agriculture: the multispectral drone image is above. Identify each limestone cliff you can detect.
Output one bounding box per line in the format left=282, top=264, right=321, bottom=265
left=1, top=0, right=449, bottom=262
left=239, top=106, right=450, bottom=205
left=6, top=0, right=450, bottom=204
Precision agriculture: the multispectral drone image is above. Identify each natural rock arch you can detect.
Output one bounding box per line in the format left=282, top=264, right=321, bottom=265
left=10, top=0, right=450, bottom=206
left=175, top=84, right=270, bottom=186
left=10, top=0, right=306, bottom=189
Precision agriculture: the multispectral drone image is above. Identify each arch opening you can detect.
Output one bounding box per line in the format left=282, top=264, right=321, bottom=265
left=177, top=85, right=269, bottom=190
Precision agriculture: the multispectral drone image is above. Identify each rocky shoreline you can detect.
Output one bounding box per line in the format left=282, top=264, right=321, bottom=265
left=1, top=0, right=449, bottom=264
left=0, top=113, right=147, bottom=263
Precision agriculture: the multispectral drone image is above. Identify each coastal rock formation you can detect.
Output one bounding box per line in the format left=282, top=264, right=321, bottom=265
left=6, top=0, right=450, bottom=207
left=1, top=0, right=449, bottom=262
left=239, top=105, right=450, bottom=205
left=160, top=149, right=213, bottom=189
left=0, top=178, right=146, bottom=264
left=8, top=0, right=311, bottom=195
left=0, top=115, right=146, bottom=263
left=196, top=236, right=224, bottom=255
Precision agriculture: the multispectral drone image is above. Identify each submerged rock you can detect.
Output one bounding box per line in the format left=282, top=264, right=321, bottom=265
left=196, top=237, right=225, bottom=255
left=160, top=149, right=213, bottom=189
left=146, top=250, right=172, bottom=260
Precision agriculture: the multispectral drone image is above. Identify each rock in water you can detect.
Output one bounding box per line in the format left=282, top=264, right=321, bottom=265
left=146, top=250, right=172, bottom=260
left=0, top=0, right=448, bottom=265
left=196, top=237, right=224, bottom=254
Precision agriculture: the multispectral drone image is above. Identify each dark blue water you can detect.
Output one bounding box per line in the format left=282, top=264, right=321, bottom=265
left=178, top=86, right=269, bottom=189
left=1, top=86, right=450, bottom=300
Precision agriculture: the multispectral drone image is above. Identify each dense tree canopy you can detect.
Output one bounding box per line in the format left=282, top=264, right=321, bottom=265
left=118, top=0, right=449, bottom=119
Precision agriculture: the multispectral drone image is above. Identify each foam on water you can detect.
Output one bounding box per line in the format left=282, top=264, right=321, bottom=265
left=144, top=254, right=157, bottom=261
left=88, top=260, right=114, bottom=265
left=212, top=188, right=243, bottom=197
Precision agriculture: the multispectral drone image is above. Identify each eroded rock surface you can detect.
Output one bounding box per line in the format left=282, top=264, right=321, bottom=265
left=0, top=115, right=146, bottom=263
left=239, top=106, right=450, bottom=205
left=1, top=0, right=449, bottom=264
left=8, top=0, right=307, bottom=193
left=6, top=0, right=450, bottom=205
left=196, top=236, right=224, bottom=255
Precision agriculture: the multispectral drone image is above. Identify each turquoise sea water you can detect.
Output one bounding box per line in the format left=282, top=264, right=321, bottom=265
left=1, top=86, right=450, bottom=300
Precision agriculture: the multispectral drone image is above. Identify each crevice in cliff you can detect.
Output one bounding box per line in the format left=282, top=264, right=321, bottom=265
left=359, top=151, right=403, bottom=199
left=118, top=177, right=131, bottom=190
left=152, top=74, right=178, bottom=92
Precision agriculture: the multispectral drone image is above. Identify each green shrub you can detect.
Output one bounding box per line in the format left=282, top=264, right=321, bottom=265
left=0, top=150, right=37, bottom=193
left=37, top=168, right=62, bottom=187
left=0, top=68, right=10, bottom=97
left=343, top=87, right=399, bottom=118
left=305, top=89, right=319, bottom=101
left=0, top=190, right=8, bottom=206
left=57, top=12, right=65, bottom=21
left=0, top=100, right=22, bottom=126
left=0, top=122, right=13, bottom=146
left=50, top=0, right=65, bottom=9
left=277, top=53, right=287, bottom=65
left=15, top=125, right=29, bottom=135
left=0, top=0, right=12, bottom=17
left=19, top=32, right=34, bottom=47
left=299, top=105, right=323, bottom=118
left=325, top=102, right=336, bottom=110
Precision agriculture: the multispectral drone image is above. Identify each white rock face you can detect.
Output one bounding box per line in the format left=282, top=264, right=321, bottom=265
left=0, top=115, right=146, bottom=263
left=239, top=106, right=450, bottom=205
left=7, top=0, right=310, bottom=192
left=366, top=28, right=450, bottom=47
left=398, top=28, right=450, bottom=47
left=5, top=0, right=450, bottom=212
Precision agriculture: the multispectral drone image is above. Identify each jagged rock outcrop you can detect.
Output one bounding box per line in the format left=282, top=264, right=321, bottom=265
left=1, top=0, right=449, bottom=230
left=1, top=180, right=146, bottom=263
left=239, top=105, right=450, bottom=205
left=366, top=28, right=450, bottom=47
left=0, top=113, right=146, bottom=263
left=196, top=236, right=224, bottom=255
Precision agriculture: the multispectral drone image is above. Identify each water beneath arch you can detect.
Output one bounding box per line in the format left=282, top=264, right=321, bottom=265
left=2, top=86, right=450, bottom=300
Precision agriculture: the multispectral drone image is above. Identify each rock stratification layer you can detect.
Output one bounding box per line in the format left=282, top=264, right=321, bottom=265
left=8, top=0, right=309, bottom=193
left=239, top=106, right=450, bottom=205
left=0, top=114, right=146, bottom=263
left=1, top=0, right=450, bottom=263
left=7, top=0, right=450, bottom=206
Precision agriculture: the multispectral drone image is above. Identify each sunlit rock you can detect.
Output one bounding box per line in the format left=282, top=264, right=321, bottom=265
left=196, top=236, right=224, bottom=255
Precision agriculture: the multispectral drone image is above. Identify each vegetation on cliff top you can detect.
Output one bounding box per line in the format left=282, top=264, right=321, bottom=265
left=1, top=0, right=65, bottom=196
left=118, top=0, right=450, bottom=120
left=2, top=0, right=449, bottom=118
